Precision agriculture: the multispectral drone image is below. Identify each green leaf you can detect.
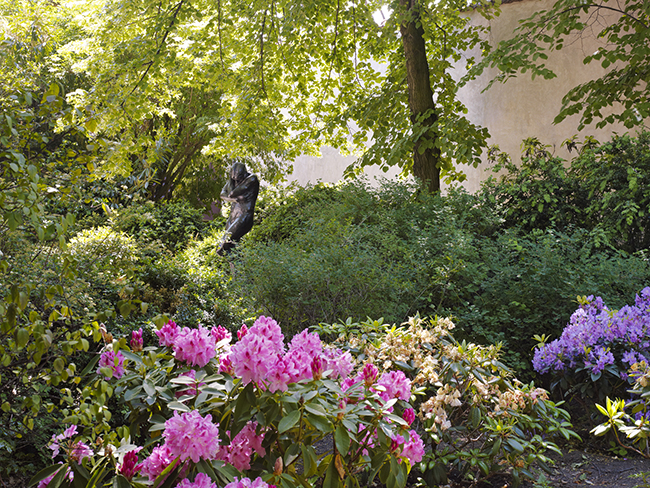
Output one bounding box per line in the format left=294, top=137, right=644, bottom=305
left=278, top=409, right=301, bottom=433
left=28, top=464, right=65, bottom=487
left=334, top=423, right=350, bottom=456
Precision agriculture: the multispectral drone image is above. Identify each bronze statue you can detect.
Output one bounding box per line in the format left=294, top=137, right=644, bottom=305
left=217, top=161, right=259, bottom=255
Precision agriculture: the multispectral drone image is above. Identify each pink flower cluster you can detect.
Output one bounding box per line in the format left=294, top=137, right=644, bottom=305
left=395, top=430, right=425, bottom=465
left=163, top=410, right=220, bottom=463
left=225, top=477, right=274, bottom=488
left=174, top=325, right=217, bottom=367
left=155, top=320, right=224, bottom=368
left=216, top=421, right=266, bottom=470
left=140, top=444, right=174, bottom=481
left=177, top=473, right=218, bottom=488
left=48, top=424, right=92, bottom=462
left=140, top=412, right=267, bottom=482
left=376, top=370, right=412, bottom=402
left=96, top=350, right=125, bottom=379
left=227, top=317, right=355, bottom=392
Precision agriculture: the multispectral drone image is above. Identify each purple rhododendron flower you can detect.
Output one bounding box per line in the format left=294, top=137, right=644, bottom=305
left=177, top=473, right=218, bottom=488
left=163, top=410, right=220, bottom=463
left=533, top=289, right=650, bottom=376
left=155, top=320, right=179, bottom=347
left=97, top=350, right=125, bottom=379
left=173, top=325, right=217, bottom=368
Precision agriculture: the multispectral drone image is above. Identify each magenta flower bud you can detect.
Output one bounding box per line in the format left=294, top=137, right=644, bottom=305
left=119, top=449, right=142, bottom=480
left=237, top=324, right=248, bottom=340
left=311, top=356, right=323, bottom=380
left=219, top=355, right=234, bottom=375
left=212, top=325, right=232, bottom=343
left=155, top=320, right=178, bottom=347
left=403, top=408, right=416, bottom=426
left=130, top=328, right=143, bottom=352
left=362, top=363, right=379, bottom=387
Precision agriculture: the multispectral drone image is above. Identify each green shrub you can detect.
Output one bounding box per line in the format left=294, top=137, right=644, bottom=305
left=482, top=131, right=650, bottom=253
left=112, top=200, right=221, bottom=252
left=67, top=226, right=140, bottom=277
left=234, top=179, right=490, bottom=336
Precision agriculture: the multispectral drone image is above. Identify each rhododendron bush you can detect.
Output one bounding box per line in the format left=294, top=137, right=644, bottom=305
left=314, top=316, right=578, bottom=486
left=30, top=317, right=424, bottom=488
left=533, top=288, right=650, bottom=404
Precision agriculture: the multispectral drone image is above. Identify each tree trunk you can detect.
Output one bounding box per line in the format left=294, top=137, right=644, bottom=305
left=399, top=0, right=441, bottom=193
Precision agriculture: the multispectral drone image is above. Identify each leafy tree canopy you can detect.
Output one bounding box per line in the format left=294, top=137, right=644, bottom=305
left=471, top=0, right=650, bottom=130
left=12, top=0, right=498, bottom=193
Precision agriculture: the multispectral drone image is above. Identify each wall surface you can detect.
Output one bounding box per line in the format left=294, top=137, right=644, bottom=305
left=455, top=0, right=639, bottom=192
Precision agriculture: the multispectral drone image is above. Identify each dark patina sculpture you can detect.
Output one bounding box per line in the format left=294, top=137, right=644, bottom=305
left=217, top=161, right=259, bottom=255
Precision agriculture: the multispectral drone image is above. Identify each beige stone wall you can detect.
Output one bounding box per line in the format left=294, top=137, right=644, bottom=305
left=456, top=0, right=640, bottom=193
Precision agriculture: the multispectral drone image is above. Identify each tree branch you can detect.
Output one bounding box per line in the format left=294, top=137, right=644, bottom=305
left=121, top=0, right=186, bottom=107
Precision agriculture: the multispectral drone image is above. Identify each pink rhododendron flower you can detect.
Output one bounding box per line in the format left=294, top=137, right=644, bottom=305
left=237, top=324, right=248, bottom=340
left=119, top=449, right=142, bottom=480
left=322, top=347, right=355, bottom=378
left=49, top=424, right=78, bottom=458
left=249, top=316, right=285, bottom=352
left=265, top=356, right=291, bottom=393
left=401, top=430, right=425, bottom=464
left=176, top=473, right=218, bottom=488
left=231, top=330, right=282, bottom=385
left=212, top=325, right=232, bottom=344
left=390, top=433, right=405, bottom=452
left=163, top=410, right=220, bottom=463
left=155, top=320, right=179, bottom=347
left=219, top=354, right=234, bottom=375
left=311, top=356, right=324, bottom=380
left=68, top=442, right=92, bottom=463
left=130, top=328, right=143, bottom=352
left=224, top=477, right=274, bottom=488
left=140, top=444, right=174, bottom=481
left=403, top=407, right=416, bottom=426
left=362, top=363, right=379, bottom=387
left=216, top=421, right=266, bottom=470
left=173, top=325, right=217, bottom=368
left=96, top=350, right=125, bottom=379
left=376, top=370, right=411, bottom=401
left=288, top=330, right=321, bottom=356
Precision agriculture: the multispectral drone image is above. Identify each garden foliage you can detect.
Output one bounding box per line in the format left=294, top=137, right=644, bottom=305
left=32, top=315, right=573, bottom=488
left=235, top=174, right=650, bottom=376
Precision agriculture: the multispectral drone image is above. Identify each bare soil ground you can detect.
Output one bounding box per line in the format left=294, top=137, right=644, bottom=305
left=519, top=449, right=650, bottom=488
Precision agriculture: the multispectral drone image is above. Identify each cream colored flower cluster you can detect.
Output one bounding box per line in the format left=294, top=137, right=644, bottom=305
left=420, top=384, right=462, bottom=431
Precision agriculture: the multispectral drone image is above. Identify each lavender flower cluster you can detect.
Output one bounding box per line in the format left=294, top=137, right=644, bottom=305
left=533, top=288, right=650, bottom=377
